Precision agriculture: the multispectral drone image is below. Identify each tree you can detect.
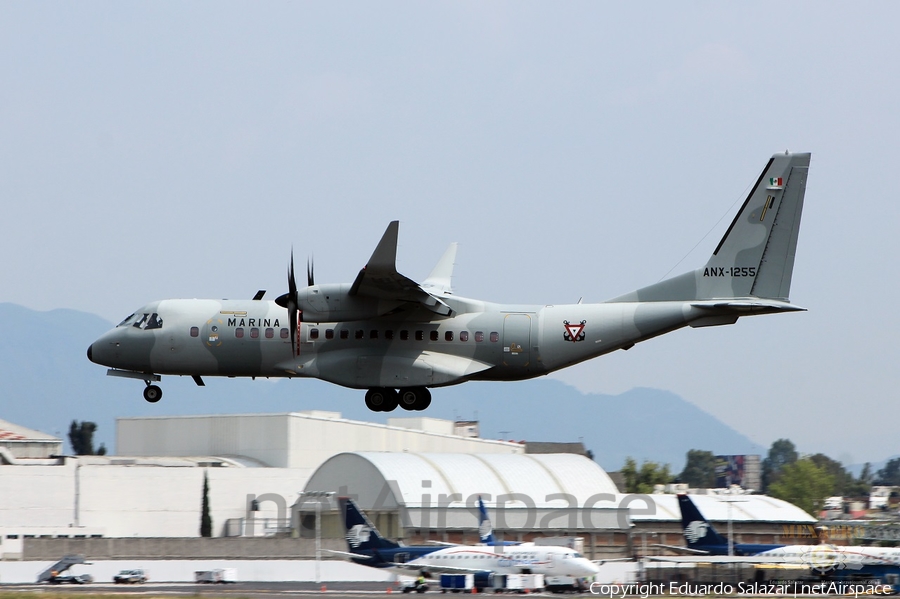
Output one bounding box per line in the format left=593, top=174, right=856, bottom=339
left=200, top=472, right=212, bottom=537
left=68, top=420, right=106, bottom=455
left=876, top=458, right=900, bottom=486
left=762, top=439, right=798, bottom=492
left=768, top=458, right=835, bottom=515
left=679, top=450, right=717, bottom=488
left=621, top=457, right=673, bottom=493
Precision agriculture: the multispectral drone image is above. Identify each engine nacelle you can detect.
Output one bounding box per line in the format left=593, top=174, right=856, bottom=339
left=295, top=284, right=400, bottom=322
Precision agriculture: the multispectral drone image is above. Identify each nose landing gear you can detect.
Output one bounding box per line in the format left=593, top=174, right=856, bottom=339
left=366, top=387, right=431, bottom=412
left=143, top=384, right=163, bottom=403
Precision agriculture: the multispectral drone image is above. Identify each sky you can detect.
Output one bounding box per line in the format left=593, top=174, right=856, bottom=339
left=1, top=2, right=899, bottom=465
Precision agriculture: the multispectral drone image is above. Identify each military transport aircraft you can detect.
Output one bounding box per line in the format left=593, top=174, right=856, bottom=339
left=88, top=152, right=811, bottom=412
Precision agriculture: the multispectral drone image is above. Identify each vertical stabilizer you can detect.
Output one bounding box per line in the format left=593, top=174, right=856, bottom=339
left=339, top=497, right=400, bottom=552
left=610, top=152, right=810, bottom=303
left=477, top=496, right=495, bottom=544
left=677, top=494, right=728, bottom=551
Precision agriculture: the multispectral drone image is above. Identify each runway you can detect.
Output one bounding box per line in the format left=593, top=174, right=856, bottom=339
left=0, top=581, right=588, bottom=597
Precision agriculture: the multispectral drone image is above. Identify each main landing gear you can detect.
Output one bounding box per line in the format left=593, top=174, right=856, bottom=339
left=365, top=387, right=431, bottom=412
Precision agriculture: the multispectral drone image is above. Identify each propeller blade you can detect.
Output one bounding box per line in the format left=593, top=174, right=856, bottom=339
left=275, top=251, right=301, bottom=356
left=307, top=257, right=315, bottom=287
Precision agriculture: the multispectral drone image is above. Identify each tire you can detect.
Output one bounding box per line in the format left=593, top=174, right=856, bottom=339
left=143, top=385, right=162, bottom=403
left=365, top=388, right=398, bottom=412
left=399, top=390, right=418, bottom=410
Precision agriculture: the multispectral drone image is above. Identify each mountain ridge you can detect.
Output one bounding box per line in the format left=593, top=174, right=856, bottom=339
left=2, top=302, right=763, bottom=471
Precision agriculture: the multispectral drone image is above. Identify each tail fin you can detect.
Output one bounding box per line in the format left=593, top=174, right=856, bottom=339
left=612, top=152, right=810, bottom=303
left=339, top=496, right=400, bottom=552
left=677, top=494, right=728, bottom=551
left=477, top=496, right=495, bottom=544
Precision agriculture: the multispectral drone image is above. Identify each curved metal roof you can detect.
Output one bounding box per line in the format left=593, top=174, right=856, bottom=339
left=305, top=452, right=814, bottom=523
left=640, top=493, right=815, bottom=523
left=317, top=452, right=619, bottom=508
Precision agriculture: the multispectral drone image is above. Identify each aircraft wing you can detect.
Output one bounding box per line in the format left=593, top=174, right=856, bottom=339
left=325, top=549, right=375, bottom=560
left=646, top=555, right=789, bottom=564
left=392, top=562, right=493, bottom=575
left=652, top=543, right=710, bottom=555
left=348, top=221, right=454, bottom=316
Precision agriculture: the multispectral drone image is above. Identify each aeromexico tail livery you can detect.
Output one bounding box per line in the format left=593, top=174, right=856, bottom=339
left=665, top=494, right=900, bottom=576
left=332, top=497, right=598, bottom=580
left=677, top=494, right=784, bottom=556
left=88, top=152, right=811, bottom=412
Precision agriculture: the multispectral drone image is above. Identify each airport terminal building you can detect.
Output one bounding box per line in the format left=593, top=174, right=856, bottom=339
left=0, top=412, right=816, bottom=562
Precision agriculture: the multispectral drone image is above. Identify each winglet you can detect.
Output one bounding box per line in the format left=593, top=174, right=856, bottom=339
left=367, top=220, right=400, bottom=271
left=350, top=221, right=400, bottom=296
left=422, top=243, right=458, bottom=294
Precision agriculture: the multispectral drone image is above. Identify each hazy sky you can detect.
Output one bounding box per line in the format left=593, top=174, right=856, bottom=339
left=2, top=2, right=898, bottom=464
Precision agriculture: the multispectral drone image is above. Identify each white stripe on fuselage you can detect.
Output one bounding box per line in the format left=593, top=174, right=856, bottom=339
left=402, top=546, right=596, bottom=578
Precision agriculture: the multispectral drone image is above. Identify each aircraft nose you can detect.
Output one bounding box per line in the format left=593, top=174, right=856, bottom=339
left=87, top=343, right=94, bottom=363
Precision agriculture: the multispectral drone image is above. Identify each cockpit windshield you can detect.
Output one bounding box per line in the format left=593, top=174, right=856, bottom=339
left=117, top=311, right=163, bottom=330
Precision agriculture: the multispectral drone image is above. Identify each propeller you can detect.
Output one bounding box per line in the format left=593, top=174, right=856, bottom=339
left=275, top=251, right=301, bottom=356
left=307, top=256, right=315, bottom=287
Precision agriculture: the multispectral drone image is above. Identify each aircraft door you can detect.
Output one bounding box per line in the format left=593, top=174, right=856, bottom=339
left=502, top=313, right=531, bottom=370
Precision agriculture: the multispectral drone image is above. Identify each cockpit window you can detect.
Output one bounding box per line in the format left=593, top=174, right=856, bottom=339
left=117, top=313, right=137, bottom=327
left=132, top=313, right=163, bottom=330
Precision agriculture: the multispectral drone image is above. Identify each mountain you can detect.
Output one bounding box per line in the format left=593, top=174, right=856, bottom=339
left=1, top=302, right=763, bottom=471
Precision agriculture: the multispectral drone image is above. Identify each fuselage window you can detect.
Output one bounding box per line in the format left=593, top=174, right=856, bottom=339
left=490, top=332, right=499, bottom=342
left=280, top=328, right=289, bottom=339
left=475, top=331, right=484, bottom=342
left=430, top=331, right=439, bottom=341
left=310, top=328, right=319, bottom=340
left=356, top=329, right=364, bottom=339
left=190, top=326, right=199, bottom=337
left=416, top=330, right=424, bottom=341
left=400, top=330, right=409, bottom=340
left=325, top=329, right=334, bottom=340
left=265, top=328, right=274, bottom=339
left=340, top=329, right=349, bottom=340
left=370, top=330, right=378, bottom=339
left=250, top=327, right=259, bottom=339
left=460, top=331, right=469, bottom=342
left=235, top=328, right=245, bottom=338
left=385, top=330, right=394, bottom=340
left=445, top=331, right=453, bottom=341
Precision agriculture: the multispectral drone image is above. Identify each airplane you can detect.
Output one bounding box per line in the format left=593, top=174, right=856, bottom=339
left=87, top=152, right=811, bottom=412
left=331, top=497, right=599, bottom=584
left=664, top=493, right=785, bottom=556
left=652, top=494, right=900, bottom=579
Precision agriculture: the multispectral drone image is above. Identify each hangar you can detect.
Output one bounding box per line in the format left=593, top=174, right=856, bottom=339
left=295, top=451, right=631, bottom=549
left=1, top=411, right=817, bottom=562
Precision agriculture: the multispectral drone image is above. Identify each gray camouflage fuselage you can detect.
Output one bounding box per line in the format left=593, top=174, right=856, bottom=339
left=88, top=152, right=810, bottom=407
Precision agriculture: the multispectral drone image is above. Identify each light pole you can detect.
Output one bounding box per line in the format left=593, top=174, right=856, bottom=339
left=298, top=491, right=335, bottom=584
left=720, top=496, right=748, bottom=557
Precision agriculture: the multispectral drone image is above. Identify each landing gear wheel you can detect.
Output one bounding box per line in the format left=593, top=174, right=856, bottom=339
left=143, top=384, right=162, bottom=403
left=365, top=388, right=399, bottom=412
left=398, top=389, right=419, bottom=411
left=398, top=387, right=432, bottom=411
left=417, top=387, right=432, bottom=410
